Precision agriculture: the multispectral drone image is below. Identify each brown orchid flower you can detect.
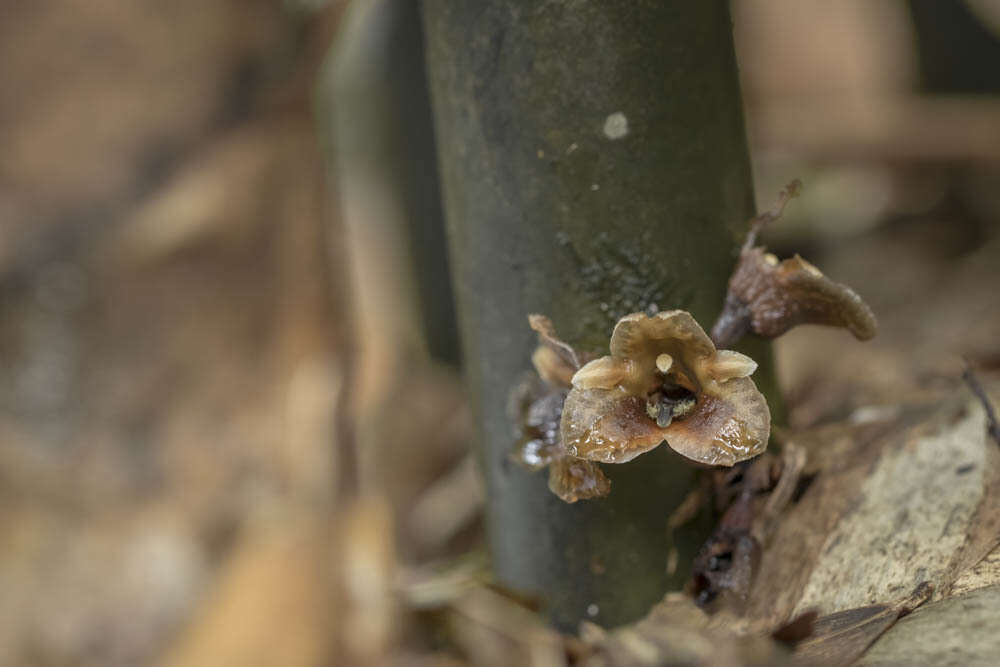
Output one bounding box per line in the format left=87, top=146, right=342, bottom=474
left=711, top=180, right=877, bottom=348
left=562, top=310, right=770, bottom=467
left=509, top=315, right=611, bottom=502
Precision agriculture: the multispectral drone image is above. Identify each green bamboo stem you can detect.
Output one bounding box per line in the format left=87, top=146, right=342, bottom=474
left=422, top=0, right=777, bottom=629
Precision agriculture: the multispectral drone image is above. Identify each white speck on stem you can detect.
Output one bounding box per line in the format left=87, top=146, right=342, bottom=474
left=603, top=112, right=629, bottom=140
left=591, top=183, right=600, bottom=191
left=566, top=142, right=578, bottom=155
left=587, top=603, right=599, bottom=617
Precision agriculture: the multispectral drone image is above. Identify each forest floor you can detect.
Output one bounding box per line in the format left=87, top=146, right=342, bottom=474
left=2, top=2, right=1000, bottom=666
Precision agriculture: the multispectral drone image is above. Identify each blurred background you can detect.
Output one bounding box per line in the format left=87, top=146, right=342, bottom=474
left=1, top=1, right=999, bottom=665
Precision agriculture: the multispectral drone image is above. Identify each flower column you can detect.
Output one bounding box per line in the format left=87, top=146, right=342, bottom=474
left=421, top=0, right=777, bottom=629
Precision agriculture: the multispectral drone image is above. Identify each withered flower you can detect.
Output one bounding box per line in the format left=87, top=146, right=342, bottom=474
left=527, top=313, right=579, bottom=388
left=562, top=310, right=770, bottom=467
left=510, top=315, right=611, bottom=502
left=711, top=180, right=877, bottom=348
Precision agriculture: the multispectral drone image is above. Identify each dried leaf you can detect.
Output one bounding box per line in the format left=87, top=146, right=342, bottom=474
left=578, top=594, right=791, bottom=667
left=742, top=389, right=1000, bottom=631
left=447, top=587, right=566, bottom=667
left=947, top=544, right=1000, bottom=598
left=857, top=585, right=1000, bottom=666
left=793, top=583, right=931, bottom=666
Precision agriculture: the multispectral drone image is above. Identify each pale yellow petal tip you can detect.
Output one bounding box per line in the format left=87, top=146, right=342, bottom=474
left=709, top=350, right=758, bottom=382
left=571, top=357, right=628, bottom=390
left=527, top=313, right=549, bottom=330
left=790, top=254, right=823, bottom=277
left=532, top=346, right=574, bottom=387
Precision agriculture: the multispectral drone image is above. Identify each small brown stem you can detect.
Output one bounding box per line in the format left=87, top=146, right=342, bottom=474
left=712, top=180, right=801, bottom=349
left=711, top=294, right=752, bottom=348
left=742, top=179, right=802, bottom=251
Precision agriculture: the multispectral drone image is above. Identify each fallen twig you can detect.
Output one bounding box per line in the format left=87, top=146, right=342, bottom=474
left=962, top=362, right=1000, bottom=445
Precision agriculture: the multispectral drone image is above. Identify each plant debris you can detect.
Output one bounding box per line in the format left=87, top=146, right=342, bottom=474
left=574, top=593, right=792, bottom=667
left=690, top=445, right=803, bottom=610
left=791, top=582, right=932, bottom=666
left=856, top=584, right=1000, bottom=665
left=739, top=387, right=1000, bottom=633
left=963, top=361, right=1000, bottom=445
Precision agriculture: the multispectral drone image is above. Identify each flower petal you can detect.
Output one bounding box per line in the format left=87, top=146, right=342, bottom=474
left=548, top=456, right=611, bottom=503
left=562, top=311, right=770, bottom=468
left=561, top=386, right=668, bottom=463
left=610, top=310, right=715, bottom=362
left=707, top=350, right=758, bottom=383
left=769, top=255, right=877, bottom=340
left=528, top=314, right=580, bottom=387
left=532, top=346, right=577, bottom=388
left=571, top=356, right=632, bottom=390
left=607, top=310, right=717, bottom=395
left=662, top=377, right=770, bottom=466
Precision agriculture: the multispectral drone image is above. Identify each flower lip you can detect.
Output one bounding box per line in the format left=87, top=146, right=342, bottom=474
left=562, top=310, right=770, bottom=467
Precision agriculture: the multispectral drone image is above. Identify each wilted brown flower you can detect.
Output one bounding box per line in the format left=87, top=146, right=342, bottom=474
left=561, top=310, right=770, bottom=467
left=711, top=180, right=877, bottom=348
left=509, top=315, right=610, bottom=502
left=527, top=313, right=579, bottom=388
